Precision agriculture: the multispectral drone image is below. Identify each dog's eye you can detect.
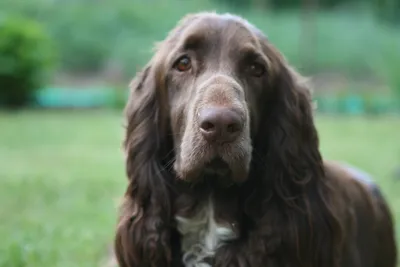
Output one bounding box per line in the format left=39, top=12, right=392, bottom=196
left=174, top=56, right=192, bottom=72
left=248, top=62, right=266, bottom=77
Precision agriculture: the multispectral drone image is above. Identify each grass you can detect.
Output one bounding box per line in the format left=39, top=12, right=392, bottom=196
left=0, top=110, right=399, bottom=266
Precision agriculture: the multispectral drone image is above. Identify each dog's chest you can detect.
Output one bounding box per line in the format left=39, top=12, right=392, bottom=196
left=175, top=198, right=238, bottom=267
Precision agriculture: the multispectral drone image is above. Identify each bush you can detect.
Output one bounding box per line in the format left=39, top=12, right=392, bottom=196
left=48, top=3, right=113, bottom=72
left=214, top=0, right=360, bottom=10
left=0, top=17, right=54, bottom=108
left=373, top=0, right=400, bottom=25
left=106, top=86, right=129, bottom=111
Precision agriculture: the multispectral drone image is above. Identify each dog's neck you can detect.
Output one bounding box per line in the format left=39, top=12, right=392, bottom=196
left=174, top=178, right=242, bottom=267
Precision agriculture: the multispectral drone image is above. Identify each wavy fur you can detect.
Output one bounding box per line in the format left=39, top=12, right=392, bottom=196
left=114, top=12, right=397, bottom=267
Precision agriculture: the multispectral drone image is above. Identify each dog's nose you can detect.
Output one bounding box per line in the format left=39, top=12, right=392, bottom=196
left=199, top=107, right=243, bottom=143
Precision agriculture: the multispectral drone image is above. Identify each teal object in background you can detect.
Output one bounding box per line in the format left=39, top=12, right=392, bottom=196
left=343, top=95, right=365, bottom=115
left=33, top=88, right=398, bottom=114
left=35, top=87, right=115, bottom=108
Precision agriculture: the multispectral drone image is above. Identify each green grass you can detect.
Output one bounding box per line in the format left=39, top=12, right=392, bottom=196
left=0, top=111, right=399, bottom=266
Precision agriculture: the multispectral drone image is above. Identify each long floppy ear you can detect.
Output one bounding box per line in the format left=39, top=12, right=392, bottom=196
left=251, top=41, right=323, bottom=194
left=113, top=14, right=203, bottom=267
left=268, top=51, right=322, bottom=186
left=250, top=42, right=344, bottom=267
left=114, top=54, right=174, bottom=267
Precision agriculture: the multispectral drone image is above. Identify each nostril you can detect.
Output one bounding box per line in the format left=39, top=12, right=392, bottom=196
left=201, top=121, right=215, bottom=132
left=227, top=123, right=240, bottom=133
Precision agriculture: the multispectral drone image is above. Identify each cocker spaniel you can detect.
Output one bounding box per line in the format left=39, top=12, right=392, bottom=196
left=114, top=12, right=397, bottom=267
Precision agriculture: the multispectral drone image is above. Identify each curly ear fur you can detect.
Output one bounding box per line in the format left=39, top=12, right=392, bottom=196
left=114, top=56, right=174, bottom=267
left=113, top=15, right=205, bottom=267
left=245, top=43, right=344, bottom=267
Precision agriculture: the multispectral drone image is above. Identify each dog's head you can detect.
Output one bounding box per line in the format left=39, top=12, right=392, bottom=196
left=117, top=12, right=326, bottom=267
left=125, top=13, right=314, bottom=186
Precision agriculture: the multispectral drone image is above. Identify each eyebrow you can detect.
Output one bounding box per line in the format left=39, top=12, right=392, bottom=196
left=182, top=32, right=207, bottom=50
left=239, top=44, right=263, bottom=59
left=238, top=43, right=271, bottom=70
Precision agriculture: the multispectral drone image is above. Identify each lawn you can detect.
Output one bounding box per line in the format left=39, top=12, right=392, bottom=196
left=0, top=111, right=399, bottom=267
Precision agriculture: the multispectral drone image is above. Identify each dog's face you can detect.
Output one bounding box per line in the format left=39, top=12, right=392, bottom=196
left=160, top=14, right=272, bottom=184
left=119, top=13, right=326, bottom=267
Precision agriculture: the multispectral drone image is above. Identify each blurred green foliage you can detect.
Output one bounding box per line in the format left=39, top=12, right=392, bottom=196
left=0, top=0, right=399, bottom=100
left=373, top=0, right=400, bottom=25
left=0, top=16, right=54, bottom=108
left=106, top=87, right=129, bottom=111
left=215, top=0, right=400, bottom=17
left=215, top=0, right=354, bottom=9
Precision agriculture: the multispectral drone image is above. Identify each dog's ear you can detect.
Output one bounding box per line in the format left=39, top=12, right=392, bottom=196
left=255, top=41, right=323, bottom=189
left=114, top=54, right=173, bottom=267
left=114, top=13, right=207, bottom=266
left=247, top=40, right=344, bottom=267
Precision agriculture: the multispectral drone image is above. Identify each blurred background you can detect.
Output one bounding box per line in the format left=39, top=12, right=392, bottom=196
left=0, top=0, right=399, bottom=266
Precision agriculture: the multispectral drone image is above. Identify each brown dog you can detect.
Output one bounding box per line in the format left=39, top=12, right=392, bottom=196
left=114, top=12, right=397, bottom=267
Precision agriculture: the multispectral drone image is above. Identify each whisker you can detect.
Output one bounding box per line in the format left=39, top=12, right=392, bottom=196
left=162, top=148, right=176, bottom=161
left=164, top=157, right=176, bottom=169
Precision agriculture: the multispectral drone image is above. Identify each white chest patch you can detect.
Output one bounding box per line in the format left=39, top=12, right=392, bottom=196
left=175, top=198, right=238, bottom=267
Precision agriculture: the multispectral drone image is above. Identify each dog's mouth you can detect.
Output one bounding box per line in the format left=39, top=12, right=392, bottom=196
left=200, top=157, right=234, bottom=187
left=204, top=157, right=231, bottom=176
left=176, top=133, right=252, bottom=184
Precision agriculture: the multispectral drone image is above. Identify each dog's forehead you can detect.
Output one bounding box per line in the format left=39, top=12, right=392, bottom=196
left=219, top=13, right=267, bottom=39
left=171, top=14, right=267, bottom=58
left=182, top=13, right=266, bottom=42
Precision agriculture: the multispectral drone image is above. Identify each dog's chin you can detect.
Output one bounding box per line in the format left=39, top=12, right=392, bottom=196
left=175, top=155, right=249, bottom=187
left=201, top=157, right=234, bottom=187
left=175, top=135, right=252, bottom=184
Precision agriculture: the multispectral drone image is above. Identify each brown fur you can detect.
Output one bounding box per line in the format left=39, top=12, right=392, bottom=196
left=114, top=12, right=397, bottom=267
